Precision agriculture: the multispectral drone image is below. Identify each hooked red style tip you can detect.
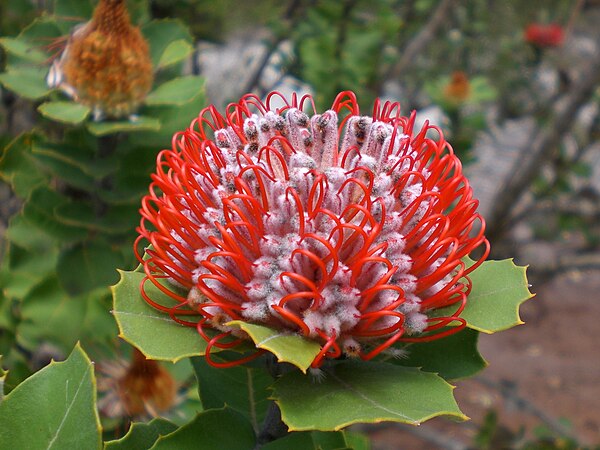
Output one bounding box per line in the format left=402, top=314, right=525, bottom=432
left=136, top=91, right=490, bottom=368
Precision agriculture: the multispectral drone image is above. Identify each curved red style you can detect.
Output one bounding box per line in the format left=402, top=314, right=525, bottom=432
left=136, top=91, right=489, bottom=368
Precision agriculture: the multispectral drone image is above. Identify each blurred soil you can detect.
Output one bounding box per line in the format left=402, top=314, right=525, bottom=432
left=368, top=270, right=600, bottom=449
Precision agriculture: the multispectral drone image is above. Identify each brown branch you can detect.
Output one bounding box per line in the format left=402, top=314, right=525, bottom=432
left=386, top=0, right=457, bottom=80
left=486, top=54, right=600, bottom=241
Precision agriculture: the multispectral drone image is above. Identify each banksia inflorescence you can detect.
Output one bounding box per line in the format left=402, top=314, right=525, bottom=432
left=97, top=349, right=177, bottom=418
left=47, top=0, right=153, bottom=119
left=136, top=91, right=489, bottom=368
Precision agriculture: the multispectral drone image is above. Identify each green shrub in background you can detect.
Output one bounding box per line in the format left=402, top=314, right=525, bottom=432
left=0, top=0, right=204, bottom=392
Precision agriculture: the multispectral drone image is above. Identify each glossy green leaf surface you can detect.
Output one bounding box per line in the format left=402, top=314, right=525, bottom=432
left=273, top=360, right=465, bottom=431
left=38, top=101, right=91, bottom=125
left=104, top=418, right=178, bottom=450
left=145, top=76, right=204, bottom=106
left=192, top=356, right=271, bottom=432
left=157, top=39, right=194, bottom=69
left=0, top=344, right=101, bottom=449
left=149, top=408, right=255, bottom=450
left=87, top=117, right=161, bottom=136
left=112, top=269, right=208, bottom=362
left=396, top=328, right=487, bottom=380
left=462, top=258, right=534, bottom=333
left=227, top=321, right=321, bottom=373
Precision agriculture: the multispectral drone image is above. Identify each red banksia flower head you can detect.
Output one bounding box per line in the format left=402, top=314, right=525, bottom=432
left=524, top=23, right=565, bottom=48
left=136, top=91, right=489, bottom=368
left=47, top=0, right=153, bottom=119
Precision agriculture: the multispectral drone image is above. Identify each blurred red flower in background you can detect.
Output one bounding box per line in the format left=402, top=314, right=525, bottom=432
left=136, top=91, right=489, bottom=368
left=524, top=23, right=565, bottom=48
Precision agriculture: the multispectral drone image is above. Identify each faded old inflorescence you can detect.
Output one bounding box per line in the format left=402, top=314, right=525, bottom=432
left=136, top=91, right=489, bottom=368
left=47, top=0, right=153, bottom=119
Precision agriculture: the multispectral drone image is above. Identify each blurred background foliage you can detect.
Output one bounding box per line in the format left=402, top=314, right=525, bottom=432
left=0, top=0, right=599, bottom=448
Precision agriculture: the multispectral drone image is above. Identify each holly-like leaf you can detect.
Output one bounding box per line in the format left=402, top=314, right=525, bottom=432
left=191, top=356, right=271, bottom=433
left=227, top=321, right=321, bottom=373
left=112, top=270, right=209, bottom=362
left=461, top=258, right=534, bottom=333
left=104, top=418, right=178, bottom=450
left=149, top=407, right=256, bottom=450
left=0, top=344, right=101, bottom=449
left=395, top=328, right=487, bottom=380
left=38, top=101, right=91, bottom=125
left=157, top=39, right=194, bottom=69
left=272, top=360, right=466, bottom=431
left=87, top=117, right=161, bottom=136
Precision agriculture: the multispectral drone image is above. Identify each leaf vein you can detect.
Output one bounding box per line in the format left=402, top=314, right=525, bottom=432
left=46, top=362, right=91, bottom=449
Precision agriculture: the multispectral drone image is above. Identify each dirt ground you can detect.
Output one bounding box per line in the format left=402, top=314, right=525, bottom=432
left=367, top=268, right=600, bottom=449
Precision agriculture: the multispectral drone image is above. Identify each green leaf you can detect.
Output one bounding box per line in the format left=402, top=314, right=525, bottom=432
left=461, top=258, right=534, bottom=333
left=261, top=431, right=361, bottom=450
left=2, top=243, right=57, bottom=299
left=227, top=321, right=321, bottom=373
left=149, top=408, right=255, bottom=450
left=0, top=37, right=48, bottom=63
left=0, top=343, right=101, bottom=449
left=112, top=269, right=209, bottom=362
left=272, top=360, right=466, bottom=431
left=53, top=0, right=94, bottom=19
left=0, top=68, right=51, bottom=100
left=30, top=148, right=97, bottom=192
left=56, top=240, right=124, bottom=296
left=0, top=133, right=48, bottom=198
left=53, top=200, right=138, bottom=235
left=395, top=328, right=487, bottom=380
left=157, top=39, right=194, bottom=69
left=191, top=356, right=271, bottom=433
left=145, top=76, right=204, bottom=106
left=141, top=19, right=193, bottom=68
left=17, top=277, right=88, bottom=352
left=4, top=213, right=53, bottom=252
left=87, top=117, right=161, bottom=136
left=104, top=418, right=178, bottom=450
left=32, top=139, right=118, bottom=180
left=22, top=188, right=89, bottom=243
left=132, top=91, right=206, bottom=148
left=0, top=356, right=7, bottom=404
left=38, top=101, right=91, bottom=125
